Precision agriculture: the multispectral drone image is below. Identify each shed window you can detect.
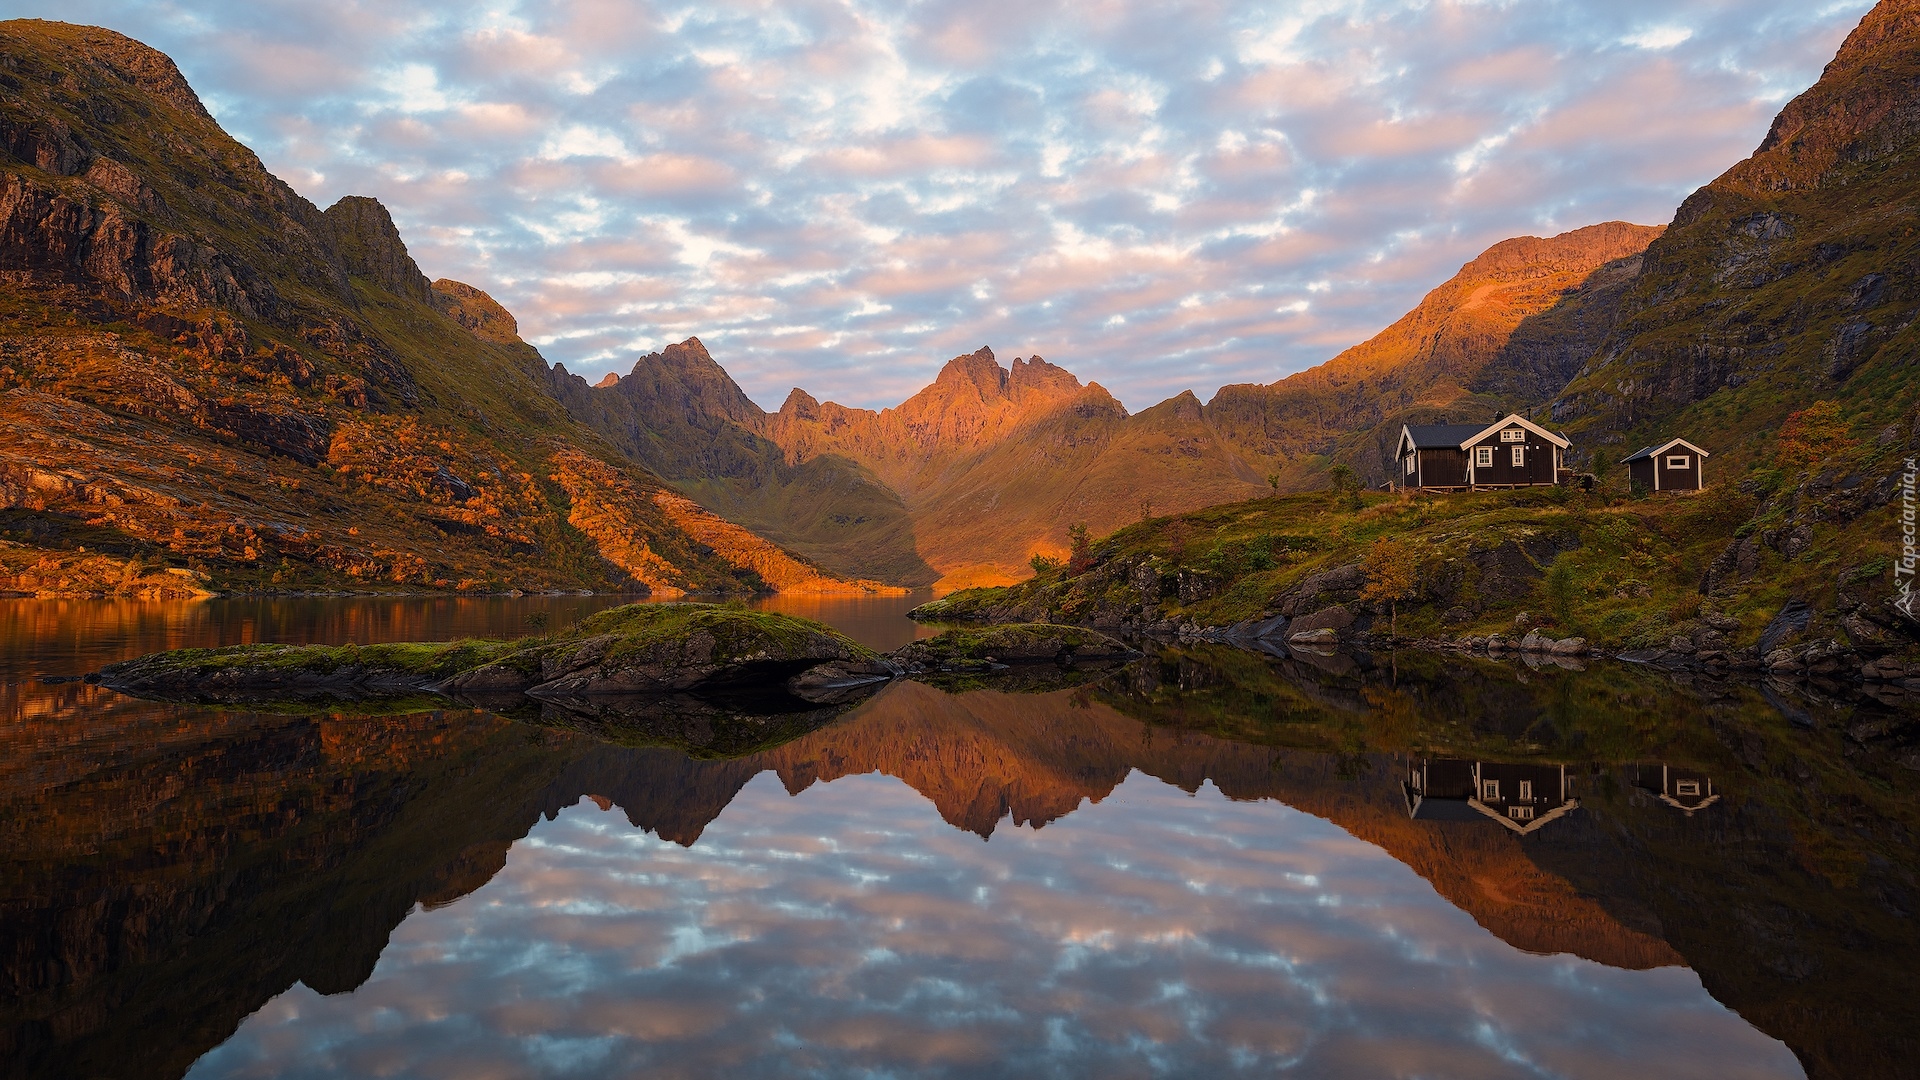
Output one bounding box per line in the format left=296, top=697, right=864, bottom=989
left=1500, top=428, right=1525, bottom=443
left=1510, top=805, right=1534, bottom=821
left=1481, top=779, right=1500, bottom=801
left=1510, top=446, right=1525, bottom=467
left=1675, top=780, right=1701, bottom=797
left=1475, top=446, right=1493, bottom=467
left=1404, top=455, right=1415, bottom=475
left=1667, top=455, right=1690, bottom=469
left=1518, top=780, right=1533, bottom=801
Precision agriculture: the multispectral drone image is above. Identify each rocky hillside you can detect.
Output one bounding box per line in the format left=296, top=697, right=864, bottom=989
left=1206, top=222, right=1664, bottom=487
left=1550, top=0, right=1920, bottom=473
left=0, top=20, right=886, bottom=598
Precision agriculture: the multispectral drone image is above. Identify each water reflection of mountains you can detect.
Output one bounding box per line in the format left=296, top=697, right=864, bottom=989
left=2, top=644, right=1915, bottom=1080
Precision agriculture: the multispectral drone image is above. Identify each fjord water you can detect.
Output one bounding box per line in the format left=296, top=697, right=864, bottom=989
left=3, top=599, right=1912, bottom=1078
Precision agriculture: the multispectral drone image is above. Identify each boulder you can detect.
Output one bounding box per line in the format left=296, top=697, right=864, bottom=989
left=1285, top=605, right=1354, bottom=641
left=1289, top=627, right=1338, bottom=646
left=1550, top=637, right=1588, bottom=656
left=1519, top=630, right=1555, bottom=653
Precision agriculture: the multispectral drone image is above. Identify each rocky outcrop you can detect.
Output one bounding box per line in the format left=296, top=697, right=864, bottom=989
left=430, top=278, right=521, bottom=344
left=323, top=196, right=432, bottom=304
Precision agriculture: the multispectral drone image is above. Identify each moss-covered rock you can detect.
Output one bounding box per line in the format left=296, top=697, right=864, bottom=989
left=439, top=603, right=877, bottom=695
left=99, top=640, right=522, bottom=699
left=892, top=624, right=1138, bottom=672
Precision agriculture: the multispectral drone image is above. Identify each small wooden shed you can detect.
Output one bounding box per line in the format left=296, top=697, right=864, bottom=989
left=1622, top=438, right=1709, bottom=492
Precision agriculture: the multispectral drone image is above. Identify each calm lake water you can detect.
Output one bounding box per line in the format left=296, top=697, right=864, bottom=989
left=2, top=596, right=1914, bottom=1079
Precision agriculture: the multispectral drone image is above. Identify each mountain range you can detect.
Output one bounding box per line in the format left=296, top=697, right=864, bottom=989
left=4, top=2, right=1919, bottom=596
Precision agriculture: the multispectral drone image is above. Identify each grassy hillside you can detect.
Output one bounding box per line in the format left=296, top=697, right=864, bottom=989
left=918, top=456, right=1917, bottom=670
left=0, top=20, right=884, bottom=597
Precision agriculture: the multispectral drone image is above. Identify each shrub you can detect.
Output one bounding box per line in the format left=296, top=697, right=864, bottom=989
left=1029, top=553, right=1064, bottom=575
left=1776, top=400, right=1858, bottom=470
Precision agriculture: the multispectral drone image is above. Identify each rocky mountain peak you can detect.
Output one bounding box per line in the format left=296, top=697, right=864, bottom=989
left=430, top=279, right=519, bottom=344
left=1709, top=0, right=1920, bottom=197
left=780, top=387, right=821, bottom=420
left=5, top=20, right=213, bottom=122
left=927, top=346, right=1009, bottom=401
left=1009, top=355, right=1084, bottom=402
left=324, top=196, right=432, bottom=304
left=594, top=373, right=619, bottom=388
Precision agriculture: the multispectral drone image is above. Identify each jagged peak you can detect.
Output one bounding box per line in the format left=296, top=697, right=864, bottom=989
left=594, top=373, right=619, bottom=389
left=780, top=387, right=821, bottom=419
left=325, top=196, right=432, bottom=304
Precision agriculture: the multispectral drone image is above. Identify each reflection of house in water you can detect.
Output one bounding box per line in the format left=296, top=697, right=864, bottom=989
left=1403, top=758, right=1580, bottom=835
left=1632, top=764, right=1720, bottom=815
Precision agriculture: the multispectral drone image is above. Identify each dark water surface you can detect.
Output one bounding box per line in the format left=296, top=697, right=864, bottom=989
left=2, top=597, right=1915, bottom=1079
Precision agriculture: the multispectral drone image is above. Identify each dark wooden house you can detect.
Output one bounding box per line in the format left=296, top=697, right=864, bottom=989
left=1396, top=414, right=1571, bottom=491
left=1403, top=758, right=1580, bottom=835
left=1622, top=438, right=1709, bottom=492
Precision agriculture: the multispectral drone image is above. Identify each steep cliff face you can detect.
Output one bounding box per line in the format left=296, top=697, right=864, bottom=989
left=1205, top=222, right=1664, bottom=487
left=1551, top=0, right=1920, bottom=470
left=0, top=20, right=875, bottom=596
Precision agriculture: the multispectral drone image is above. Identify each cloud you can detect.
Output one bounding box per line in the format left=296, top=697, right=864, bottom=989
left=24, top=0, right=1875, bottom=410
left=184, top=773, right=1803, bottom=1079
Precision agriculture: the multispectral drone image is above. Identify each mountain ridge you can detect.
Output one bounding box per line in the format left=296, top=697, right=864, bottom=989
left=0, top=19, right=892, bottom=597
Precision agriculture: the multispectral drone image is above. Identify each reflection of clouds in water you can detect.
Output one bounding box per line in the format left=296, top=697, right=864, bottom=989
left=190, top=773, right=1800, bottom=1079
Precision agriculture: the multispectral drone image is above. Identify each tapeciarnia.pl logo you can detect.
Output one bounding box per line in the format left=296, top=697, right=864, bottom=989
left=1898, top=457, right=1917, bottom=621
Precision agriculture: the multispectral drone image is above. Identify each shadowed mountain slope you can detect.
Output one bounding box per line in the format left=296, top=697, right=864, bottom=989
left=1548, top=0, right=1920, bottom=472
left=0, top=20, right=882, bottom=597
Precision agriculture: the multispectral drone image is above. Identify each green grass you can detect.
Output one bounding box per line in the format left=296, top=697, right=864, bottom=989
left=924, top=475, right=1917, bottom=656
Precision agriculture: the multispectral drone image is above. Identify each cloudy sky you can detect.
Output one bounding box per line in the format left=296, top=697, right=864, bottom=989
left=21, top=0, right=1874, bottom=410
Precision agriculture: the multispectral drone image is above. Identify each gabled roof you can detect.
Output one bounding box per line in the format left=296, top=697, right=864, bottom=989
left=1401, top=423, right=1487, bottom=451
left=1459, top=413, right=1571, bottom=450
left=1622, top=438, right=1710, bottom=463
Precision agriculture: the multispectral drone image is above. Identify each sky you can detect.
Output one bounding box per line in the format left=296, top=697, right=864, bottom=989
left=16, top=0, right=1876, bottom=411
left=186, top=772, right=1801, bottom=1078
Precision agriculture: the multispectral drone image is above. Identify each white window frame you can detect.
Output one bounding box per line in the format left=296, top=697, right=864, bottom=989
left=1510, top=446, right=1525, bottom=467
left=1667, top=455, right=1690, bottom=469
left=1510, top=805, right=1534, bottom=821
left=1675, top=780, right=1700, bottom=797
left=1475, top=446, right=1493, bottom=468
left=1518, top=780, right=1533, bottom=801
left=1481, top=779, right=1500, bottom=800
left=1404, top=454, right=1416, bottom=475
left=1500, top=428, right=1525, bottom=443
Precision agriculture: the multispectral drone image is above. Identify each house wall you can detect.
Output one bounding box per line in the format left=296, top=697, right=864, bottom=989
left=1415, top=447, right=1468, bottom=488
left=1465, top=427, right=1558, bottom=487
left=1656, top=453, right=1703, bottom=491
left=1628, top=459, right=1657, bottom=491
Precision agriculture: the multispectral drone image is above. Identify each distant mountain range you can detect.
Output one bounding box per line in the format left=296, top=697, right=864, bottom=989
left=3, top=2, right=1917, bottom=595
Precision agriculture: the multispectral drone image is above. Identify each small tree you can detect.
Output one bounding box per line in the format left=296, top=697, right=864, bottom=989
left=1360, top=535, right=1418, bottom=639
left=1266, top=473, right=1281, bottom=495
left=1029, top=552, right=1064, bottom=575
left=1776, top=400, right=1858, bottom=471
left=1067, top=523, right=1094, bottom=575
left=1328, top=464, right=1358, bottom=493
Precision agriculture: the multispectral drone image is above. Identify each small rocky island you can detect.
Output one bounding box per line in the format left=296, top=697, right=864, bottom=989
left=97, top=604, right=1140, bottom=711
